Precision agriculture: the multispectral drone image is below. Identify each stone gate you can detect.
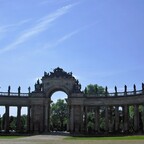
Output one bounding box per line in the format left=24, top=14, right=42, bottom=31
left=0, top=67, right=144, bottom=134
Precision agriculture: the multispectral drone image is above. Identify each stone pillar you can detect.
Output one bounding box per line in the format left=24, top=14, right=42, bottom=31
left=30, top=105, right=34, bottom=132
left=109, top=106, right=114, bottom=132
left=105, top=106, right=109, bottom=132
left=121, top=106, right=124, bottom=132
left=16, top=106, right=21, bottom=132
left=47, top=102, right=50, bottom=132
left=0, top=114, right=1, bottom=131
left=73, top=105, right=81, bottom=133
left=80, top=106, right=84, bottom=132
left=142, top=105, right=144, bottom=132
left=95, top=106, right=100, bottom=132
left=69, top=105, right=74, bottom=133
left=84, top=106, right=88, bottom=133
left=27, top=106, right=31, bottom=132
left=67, top=105, right=70, bottom=132
left=44, top=104, right=48, bottom=132
left=31, top=105, right=44, bottom=133
left=134, top=105, right=139, bottom=132
left=65, top=98, right=70, bottom=132
left=5, top=106, right=9, bottom=133
left=115, top=106, right=119, bottom=132
left=44, top=98, right=51, bottom=132
left=123, top=105, right=129, bottom=132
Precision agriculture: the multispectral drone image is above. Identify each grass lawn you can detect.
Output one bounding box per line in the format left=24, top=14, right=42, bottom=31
left=65, top=135, right=144, bottom=140
left=0, top=136, right=24, bottom=139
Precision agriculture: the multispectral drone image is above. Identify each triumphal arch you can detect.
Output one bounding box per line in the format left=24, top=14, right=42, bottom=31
left=0, top=67, right=144, bottom=135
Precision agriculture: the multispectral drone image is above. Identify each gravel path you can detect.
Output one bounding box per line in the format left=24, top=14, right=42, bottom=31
left=0, top=134, right=144, bottom=144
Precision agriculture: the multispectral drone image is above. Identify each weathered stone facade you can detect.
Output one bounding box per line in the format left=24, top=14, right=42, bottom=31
left=0, top=67, right=144, bottom=134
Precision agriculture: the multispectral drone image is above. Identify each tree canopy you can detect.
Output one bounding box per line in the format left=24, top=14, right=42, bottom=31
left=50, top=99, right=68, bottom=131
left=84, top=84, right=105, bottom=95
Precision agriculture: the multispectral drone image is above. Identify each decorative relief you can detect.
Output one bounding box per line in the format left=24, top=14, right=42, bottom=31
left=43, top=67, right=73, bottom=79
left=42, top=67, right=82, bottom=93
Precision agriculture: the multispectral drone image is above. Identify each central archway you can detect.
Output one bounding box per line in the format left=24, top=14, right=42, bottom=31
left=40, top=67, right=83, bottom=133
left=51, top=91, right=67, bottom=103
left=50, top=91, right=68, bottom=132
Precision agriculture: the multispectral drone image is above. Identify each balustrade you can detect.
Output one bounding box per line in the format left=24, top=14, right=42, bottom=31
left=0, top=92, right=29, bottom=97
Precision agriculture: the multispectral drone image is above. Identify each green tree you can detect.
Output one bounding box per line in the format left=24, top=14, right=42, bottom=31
left=9, top=116, right=16, bottom=131
left=87, top=112, right=95, bottom=132
left=20, top=114, right=27, bottom=132
left=129, top=105, right=144, bottom=132
left=50, top=99, right=68, bottom=131
left=84, top=84, right=105, bottom=95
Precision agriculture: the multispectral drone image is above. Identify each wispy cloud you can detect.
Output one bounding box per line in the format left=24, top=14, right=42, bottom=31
left=0, top=19, right=31, bottom=33
left=57, top=30, right=78, bottom=43
left=40, top=0, right=72, bottom=5
left=42, top=30, right=79, bottom=50
left=0, top=4, right=75, bottom=54
left=42, top=21, right=100, bottom=50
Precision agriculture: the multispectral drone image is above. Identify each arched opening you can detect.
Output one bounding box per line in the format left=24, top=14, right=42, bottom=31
left=50, top=91, right=68, bottom=132
left=51, top=91, right=67, bottom=103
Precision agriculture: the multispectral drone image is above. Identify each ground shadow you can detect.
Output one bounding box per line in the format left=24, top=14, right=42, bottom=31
left=42, top=131, right=70, bottom=136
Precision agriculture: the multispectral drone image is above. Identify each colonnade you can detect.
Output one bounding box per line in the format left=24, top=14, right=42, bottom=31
left=0, top=106, right=31, bottom=133
left=70, top=104, right=144, bottom=134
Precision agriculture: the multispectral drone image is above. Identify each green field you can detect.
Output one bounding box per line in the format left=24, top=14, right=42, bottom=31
left=65, top=135, right=144, bottom=140
left=0, top=135, right=144, bottom=144
left=0, top=136, right=24, bottom=139
left=1, top=135, right=144, bottom=140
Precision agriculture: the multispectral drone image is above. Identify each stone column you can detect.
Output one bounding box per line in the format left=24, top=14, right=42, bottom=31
left=65, top=98, right=70, bottom=132
left=0, top=114, right=1, bottom=131
left=47, top=104, right=50, bottom=132
left=105, top=106, right=109, bottom=132
left=142, top=105, right=144, bottom=132
left=80, top=106, right=84, bottom=132
left=121, top=106, right=124, bottom=132
left=44, top=104, right=48, bottom=132
left=5, top=106, right=9, bottom=133
left=67, top=105, right=70, bottom=132
left=95, top=106, right=100, bottom=132
left=115, top=106, right=119, bottom=132
left=134, top=105, right=139, bottom=132
left=44, top=98, right=51, bottom=132
left=73, top=105, right=81, bottom=133
left=16, top=106, right=21, bottom=132
left=27, top=106, right=31, bottom=132
left=123, top=105, right=129, bottom=132
left=84, top=106, right=88, bottom=133
left=70, top=105, right=74, bottom=133
left=30, top=105, right=34, bottom=132
left=109, top=106, right=114, bottom=132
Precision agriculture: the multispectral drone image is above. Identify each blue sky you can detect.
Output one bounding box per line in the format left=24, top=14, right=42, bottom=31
left=0, top=0, right=144, bottom=98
